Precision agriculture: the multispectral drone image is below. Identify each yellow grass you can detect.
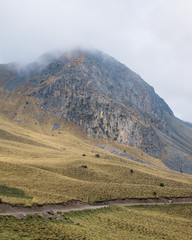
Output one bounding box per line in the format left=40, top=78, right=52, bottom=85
left=0, top=90, right=192, bottom=205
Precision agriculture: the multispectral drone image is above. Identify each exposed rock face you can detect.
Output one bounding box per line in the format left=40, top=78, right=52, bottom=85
left=1, top=49, right=192, bottom=171
left=10, top=50, right=165, bottom=157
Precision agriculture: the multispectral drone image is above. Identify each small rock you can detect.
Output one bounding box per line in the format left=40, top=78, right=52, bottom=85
left=47, top=210, right=54, bottom=215
left=73, top=222, right=80, bottom=225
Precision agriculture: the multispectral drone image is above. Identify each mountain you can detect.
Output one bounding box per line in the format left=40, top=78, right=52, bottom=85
left=0, top=49, right=192, bottom=173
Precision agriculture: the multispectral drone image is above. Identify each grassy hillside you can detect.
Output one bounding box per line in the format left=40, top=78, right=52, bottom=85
left=0, top=204, right=192, bottom=239
left=0, top=90, right=192, bottom=205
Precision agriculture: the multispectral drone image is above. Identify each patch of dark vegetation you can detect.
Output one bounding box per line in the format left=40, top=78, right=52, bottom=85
left=95, top=154, right=100, bottom=158
left=130, top=169, right=134, bottom=174
left=0, top=185, right=32, bottom=199
left=159, top=183, right=165, bottom=187
left=82, top=154, right=86, bottom=156
left=81, top=165, right=87, bottom=169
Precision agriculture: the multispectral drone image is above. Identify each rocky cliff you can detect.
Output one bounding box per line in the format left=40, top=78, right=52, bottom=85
left=1, top=49, right=192, bottom=172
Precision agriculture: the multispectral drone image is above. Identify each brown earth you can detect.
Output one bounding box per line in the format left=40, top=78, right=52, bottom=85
left=0, top=197, right=192, bottom=218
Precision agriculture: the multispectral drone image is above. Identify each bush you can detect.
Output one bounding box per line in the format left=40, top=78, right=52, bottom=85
left=81, top=165, right=87, bottom=169
left=95, top=154, right=100, bottom=158
left=153, top=192, right=157, bottom=196
left=82, top=154, right=86, bottom=156
left=130, top=169, right=134, bottom=174
left=159, top=183, right=165, bottom=187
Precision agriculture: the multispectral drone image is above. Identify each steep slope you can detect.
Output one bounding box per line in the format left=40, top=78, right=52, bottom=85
left=1, top=49, right=192, bottom=173
left=0, top=104, right=192, bottom=206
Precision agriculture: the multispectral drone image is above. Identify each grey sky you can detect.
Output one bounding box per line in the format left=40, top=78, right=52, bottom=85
left=0, top=0, right=191, bottom=122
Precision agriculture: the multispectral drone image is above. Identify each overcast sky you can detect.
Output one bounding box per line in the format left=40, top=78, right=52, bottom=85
left=0, top=0, right=191, bottom=122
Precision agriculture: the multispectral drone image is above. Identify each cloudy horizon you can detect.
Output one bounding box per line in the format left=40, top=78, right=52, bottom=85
left=0, top=0, right=192, bottom=122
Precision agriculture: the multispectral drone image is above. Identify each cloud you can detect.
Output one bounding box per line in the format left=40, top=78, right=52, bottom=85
left=0, top=0, right=191, bottom=121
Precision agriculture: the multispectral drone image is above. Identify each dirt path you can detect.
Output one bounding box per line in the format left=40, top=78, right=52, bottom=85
left=0, top=197, right=192, bottom=218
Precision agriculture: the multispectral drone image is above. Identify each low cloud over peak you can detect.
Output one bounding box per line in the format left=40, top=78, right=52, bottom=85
left=0, top=0, right=191, bottom=122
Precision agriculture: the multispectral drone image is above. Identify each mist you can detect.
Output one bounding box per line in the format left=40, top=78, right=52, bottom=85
left=0, top=0, right=192, bottom=122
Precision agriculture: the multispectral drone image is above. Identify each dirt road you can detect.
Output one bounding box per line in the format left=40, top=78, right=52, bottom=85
left=0, top=197, right=192, bottom=218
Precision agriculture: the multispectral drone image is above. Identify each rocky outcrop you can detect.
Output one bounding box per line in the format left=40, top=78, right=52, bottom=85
left=13, top=50, right=164, bottom=157
left=1, top=49, right=192, bottom=170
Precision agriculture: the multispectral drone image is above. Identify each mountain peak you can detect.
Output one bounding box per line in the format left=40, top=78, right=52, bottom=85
left=0, top=49, right=192, bottom=173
